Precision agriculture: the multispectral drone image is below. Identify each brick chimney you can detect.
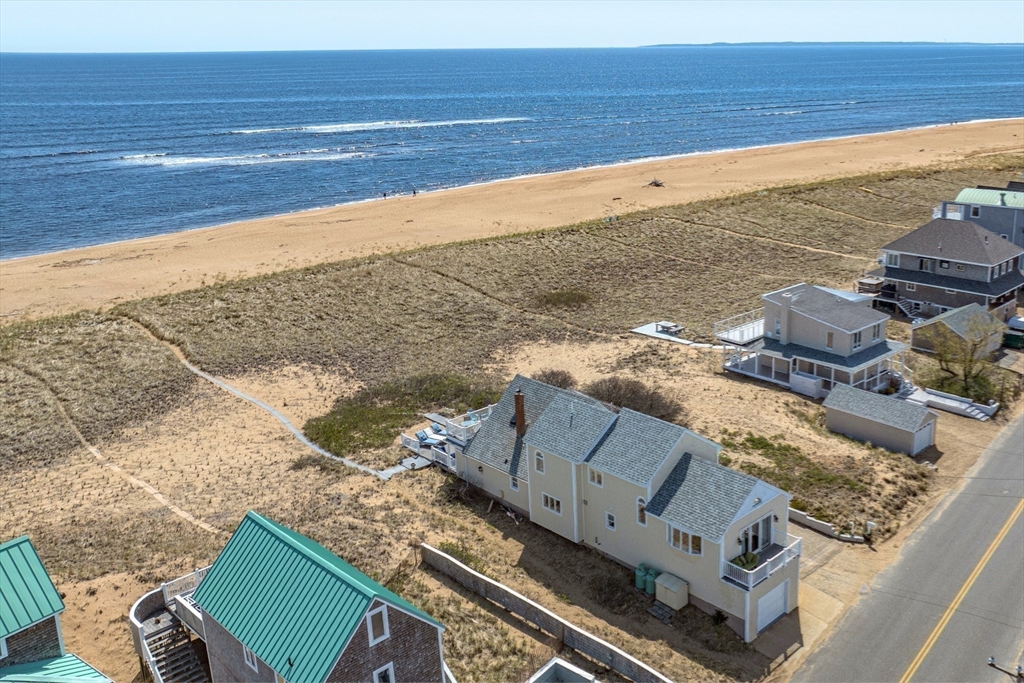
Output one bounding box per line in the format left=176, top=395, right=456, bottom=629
left=514, top=390, right=526, bottom=437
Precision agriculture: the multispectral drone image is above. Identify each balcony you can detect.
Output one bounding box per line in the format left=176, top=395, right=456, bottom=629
left=714, top=309, right=765, bottom=346
left=721, top=534, right=801, bottom=590
left=441, top=405, right=493, bottom=444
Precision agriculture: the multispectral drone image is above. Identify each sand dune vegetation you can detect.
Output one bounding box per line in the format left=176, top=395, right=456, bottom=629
left=2, top=152, right=1021, bottom=680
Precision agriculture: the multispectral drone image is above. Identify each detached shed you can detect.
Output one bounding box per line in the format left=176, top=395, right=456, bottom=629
left=822, top=384, right=938, bottom=456
left=911, top=304, right=1004, bottom=357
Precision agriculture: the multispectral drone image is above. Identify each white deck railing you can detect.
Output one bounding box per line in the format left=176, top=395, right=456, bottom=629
left=721, top=533, right=801, bottom=590
left=714, top=308, right=765, bottom=345
left=173, top=594, right=206, bottom=641
left=161, top=566, right=210, bottom=604
left=444, top=405, right=494, bottom=444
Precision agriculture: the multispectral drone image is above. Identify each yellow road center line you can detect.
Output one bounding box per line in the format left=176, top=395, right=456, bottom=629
left=899, top=497, right=1024, bottom=683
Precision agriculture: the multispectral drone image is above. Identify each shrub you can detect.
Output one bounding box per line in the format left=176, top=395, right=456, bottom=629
left=532, top=368, right=577, bottom=389
left=582, top=376, right=685, bottom=423
left=534, top=288, right=591, bottom=309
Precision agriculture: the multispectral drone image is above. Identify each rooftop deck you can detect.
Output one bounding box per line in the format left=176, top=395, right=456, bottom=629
left=714, top=309, right=765, bottom=346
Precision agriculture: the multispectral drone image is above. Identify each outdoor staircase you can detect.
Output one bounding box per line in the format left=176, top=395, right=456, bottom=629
left=145, top=623, right=209, bottom=683
left=896, top=298, right=920, bottom=318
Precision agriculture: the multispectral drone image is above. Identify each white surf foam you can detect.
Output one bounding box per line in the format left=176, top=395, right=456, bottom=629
left=231, top=117, right=530, bottom=135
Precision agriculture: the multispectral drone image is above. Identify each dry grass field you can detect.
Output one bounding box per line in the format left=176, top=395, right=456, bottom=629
left=2, top=154, right=1021, bottom=681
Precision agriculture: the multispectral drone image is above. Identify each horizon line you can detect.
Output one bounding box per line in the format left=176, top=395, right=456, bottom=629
left=3, top=40, right=1024, bottom=55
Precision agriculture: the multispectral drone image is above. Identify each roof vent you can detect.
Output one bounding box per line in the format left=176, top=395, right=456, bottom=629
left=985, top=235, right=989, bottom=245
left=1000, top=192, right=1007, bottom=206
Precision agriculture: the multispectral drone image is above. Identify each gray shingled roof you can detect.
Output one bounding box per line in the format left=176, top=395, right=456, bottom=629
left=645, top=453, right=758, bottom=542
left=585, top=408, right=688, bottom=487
left=463, top=375, right=604, bottom=480
left=758, top=337, right=907, bottom=370
left=523, top=394, right=616, bottom=463
left=823, top=384, right=932, bottom=432
left=764, top=284, right=888, bottom=332
left=875, top=266, right=1024, bottom=297
left=881, top=219, right=1023, bottom=265
left=913, top=304, right=1004, bottom=340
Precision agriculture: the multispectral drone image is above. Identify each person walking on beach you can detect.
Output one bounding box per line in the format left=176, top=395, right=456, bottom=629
left=412, top=188, right=417, bottom=196
left=382, top=192, right=387, bottom=199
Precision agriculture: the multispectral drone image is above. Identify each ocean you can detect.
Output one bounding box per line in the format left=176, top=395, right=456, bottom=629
left=1, top=45, right=1022, bottom=259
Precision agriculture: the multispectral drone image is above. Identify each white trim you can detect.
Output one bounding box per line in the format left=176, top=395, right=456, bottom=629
left=885, top=248, right=1021, bottom=269
left=1, top=636, right=7, bottom=659
left=542, top=492, right=562, bottom=515
left=534, top=451, right=545, bottom=474
left=605, top=511, right=616, bottom=531
left=0, top=610, right=67, bottom=643
left=570, top=464, right=578, bottom=542
left=366, top=604, right=390, bottom=646
left=56, top=615, right=65, bottom=656
left=666, top=523, right=703, bottom=555
left=243, top=644, right=259, bottom=672
left=372, top=662, right=396, bottom=683
left=509, top=475, right=519, bottom=491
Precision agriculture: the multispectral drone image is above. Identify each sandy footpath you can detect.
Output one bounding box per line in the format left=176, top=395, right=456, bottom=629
left=1, top=119, right=1021, bottom=322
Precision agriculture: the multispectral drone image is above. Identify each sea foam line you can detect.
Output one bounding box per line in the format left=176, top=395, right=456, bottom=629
left=230, top=117, right=530, bottom=135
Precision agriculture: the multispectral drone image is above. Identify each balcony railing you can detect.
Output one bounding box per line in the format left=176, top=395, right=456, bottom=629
left=161, top=566, right=210, bottom=604
left=714, top=309, right=765, bottom=346
left=444, top=405, right=493, bottom=444
left=173, top=593, right=206, bottom=641
left=721, top=533, right=801, bottom=590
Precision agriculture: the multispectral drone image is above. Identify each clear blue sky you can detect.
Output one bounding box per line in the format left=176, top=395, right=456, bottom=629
left=1, top=0, right=1022, bottom=53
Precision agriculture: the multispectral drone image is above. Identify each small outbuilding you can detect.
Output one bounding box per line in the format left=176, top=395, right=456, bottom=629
left=910, top=304, right=1004, bottom=357
left=822, top=384, right=938, bottom=456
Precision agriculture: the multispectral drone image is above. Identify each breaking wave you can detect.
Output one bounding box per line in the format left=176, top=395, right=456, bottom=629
left=230, top=117, right=530, bottom=135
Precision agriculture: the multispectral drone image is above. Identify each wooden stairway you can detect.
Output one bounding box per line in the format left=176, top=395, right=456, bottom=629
left=146, top=623, right=209, bottom=683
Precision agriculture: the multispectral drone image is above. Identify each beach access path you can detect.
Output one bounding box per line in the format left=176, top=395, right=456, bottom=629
left=2, top=119, right=1021, bottom=323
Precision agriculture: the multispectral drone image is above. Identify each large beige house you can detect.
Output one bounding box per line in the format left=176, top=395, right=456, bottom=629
left=446, top=376, right=801, bottom=643
left=715, top=283, right=909, bottom=399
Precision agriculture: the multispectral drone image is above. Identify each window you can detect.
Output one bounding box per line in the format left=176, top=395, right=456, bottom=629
left=971, top=206, right=980, bottom=217
left=542, top=493, right=562, bottom=515
left=872, top=323, right=881, bottom=341
left=939, top=260, right=949, bottom=269
left=606, top=511, right=616, bottom=530
left=852, top=331, right=862, bottom=350
left=367, top=605, right=390, bottom=646
left=510, top=476, right=519, bottom=491
left=243, top=645, right=258, bottom=672
left=373, top=663, right=395, bottom=683
left=956, top=264, right=965, bottom=272
left=918, top=258, right=933, bottom=273
left=0, top=637, right=6, bottom=659
left=825, top=331, right=834, bottom=349
left=668, top=526, right=702, bottom=555
left=637, top=498, right=647, bottom=526
left=774, top=318, right=781, bottom=336
left=906, top=283, right=916, bottom=292
left=886, top=253, right=899, bottom=267
left=535, top=452, right=544, bottom=474
left=741, top=516, right=773, bottom=555
left=588, top=469, right=603, bottom=487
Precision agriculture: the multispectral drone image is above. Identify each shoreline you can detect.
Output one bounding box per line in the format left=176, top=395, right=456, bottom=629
left=1, top=117, right=1021, bottom=323
left=3, top=116, right=1018, bottom=265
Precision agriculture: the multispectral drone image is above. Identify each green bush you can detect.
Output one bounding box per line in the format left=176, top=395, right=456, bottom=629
left=582, top=376, right=685, bottom=423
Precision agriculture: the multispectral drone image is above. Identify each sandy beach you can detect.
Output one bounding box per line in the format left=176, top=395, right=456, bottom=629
left=1, top=119, right=1021, bottom=323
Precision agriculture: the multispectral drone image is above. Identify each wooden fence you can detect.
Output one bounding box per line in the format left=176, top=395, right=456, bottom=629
left=419, top=543, right=673, bottom=683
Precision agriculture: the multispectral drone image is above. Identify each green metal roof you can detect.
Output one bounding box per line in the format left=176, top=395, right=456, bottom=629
left=955, top=188, right=1024, bottom=209
left=0, top=536, right=64, bottom=639
left=0, top=654, right=112, bottom=683
left=192, top=511, right=441, bottom=683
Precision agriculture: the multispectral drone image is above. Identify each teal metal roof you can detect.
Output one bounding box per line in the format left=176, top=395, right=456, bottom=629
left=0, top=654, right=111, bottom=683
left=0, top=536, right=64, bottom=639
left=955, top=188, right=1024, bottom=209
left=192, top=512, right=441, bottom=683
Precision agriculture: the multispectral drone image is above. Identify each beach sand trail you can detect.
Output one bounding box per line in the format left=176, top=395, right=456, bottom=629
left=1, top=119, right=1021, bottom=323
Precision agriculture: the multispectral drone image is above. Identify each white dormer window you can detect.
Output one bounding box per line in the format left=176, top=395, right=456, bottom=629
left=535, top=452, right=545, bottom=474
left=367, top=605, right=390, bottom=646
left=243, top=645, right=259, bottom=672
left=886, top=253, right=899, bottom=267
left=872, top=323, right=881, bottom=341
left=826, top=332, right=834, bottom=349
left=852, top=331, right=862, bottom=350
left=589, top=469, right=603, bottom=487
left=373, top=663, right=395, bottom=683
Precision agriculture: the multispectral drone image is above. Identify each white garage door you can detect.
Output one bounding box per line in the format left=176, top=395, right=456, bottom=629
left=757, top=579, right=788, bottom=632
left=913, top=421, right=934, bottom=455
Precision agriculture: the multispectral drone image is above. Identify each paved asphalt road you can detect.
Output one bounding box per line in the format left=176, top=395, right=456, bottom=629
left=794, top=411, right=1024, bottom=683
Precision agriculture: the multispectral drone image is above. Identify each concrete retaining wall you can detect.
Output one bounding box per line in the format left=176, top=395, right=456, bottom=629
left=420, top=544, right=671, bottom=683
left=788, top=508, right=864, bottom=543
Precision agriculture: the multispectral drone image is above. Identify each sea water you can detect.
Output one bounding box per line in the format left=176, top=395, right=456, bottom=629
left=1, top=45, right=1022, bottom=258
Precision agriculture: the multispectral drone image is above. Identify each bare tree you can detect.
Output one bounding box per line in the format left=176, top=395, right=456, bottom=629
left=920, top=313, right=1005, bottom=398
